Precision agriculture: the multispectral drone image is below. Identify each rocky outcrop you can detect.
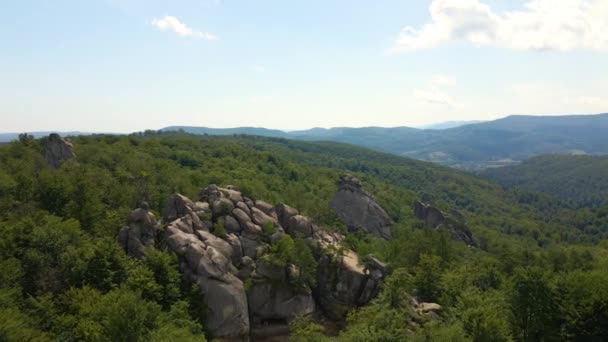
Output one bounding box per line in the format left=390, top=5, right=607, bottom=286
left=330, top=174, right=392, bottom=239
left=120, top=185, right=389, bottom=340
left=414, top=201, right=477, bottom=247
left=117, top=202, right=160, bottom=258
left=44, top=133, right=76, bottom=168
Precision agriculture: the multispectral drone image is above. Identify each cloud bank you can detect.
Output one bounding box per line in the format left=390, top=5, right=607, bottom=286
left=152, top=16, right=216, bottom=40
left=393, top=0, right=608, bottom=52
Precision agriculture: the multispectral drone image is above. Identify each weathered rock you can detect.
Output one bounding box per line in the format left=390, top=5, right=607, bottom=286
left=224, top=233, right=244, bottom=265
left=248, top=282, right=315, bottom=325
left=163, top=194, right=206, bottom=231
left=225, top=189, right=244, bottom=203
left=250, top=207, right=277, bottom=227
left=117, top=203, right=158, bottom=259
left=232, top=208, right=252, bottom=228
left=255, top=257, right=285, bottom=281
left=236, top=201, right=251, bottom=216
left=285, top=215, right=315, bottom=238
left=194, top=201, right=211, bottom=213
left=165, top=226, right=250, bottom=339
left=254, top=200, right=277, bottom=219
left=414, top=201, right=477, bottom=247
left=119, top=186, right=390, bottom=340
left=275, top=203, right=299, bottom=227
left=44, top=133, right=76, bottom=168
left=199, top=184, right=224, bottom=203
left=212, top=198, right=235, bottom=218
left=219, top=215, right=241, bottom=234
left=240, top=235, right=263, bottom=259
left=314, top=238, right=388, bottom=320
left=195, top=230, right=234, bottom=261
left=330, top=174, right=392, bottom=239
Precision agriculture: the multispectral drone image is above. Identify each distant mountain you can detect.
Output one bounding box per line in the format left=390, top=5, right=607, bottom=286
left=0, top=131, right=100, bottom=142
left=161, top=126, right=290, bottom=138
left=482, top=154, right=608, bottom=208
left=421, top=120, right=484, bottom=130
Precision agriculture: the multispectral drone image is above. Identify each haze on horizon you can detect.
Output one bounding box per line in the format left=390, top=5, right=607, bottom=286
left=1, top=0, right=607, bottom=133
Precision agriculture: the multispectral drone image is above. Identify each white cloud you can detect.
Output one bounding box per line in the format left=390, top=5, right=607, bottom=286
left=392, top=0, right=608, bottom=52
left=151, top=16, right=216, bottom=40
left=415, top=75, right=460, bottom=107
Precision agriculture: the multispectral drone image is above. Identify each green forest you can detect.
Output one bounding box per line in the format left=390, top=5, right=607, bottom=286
left=483, top=154, right=608, bottom=208
left=1, top=132, right=608, bottom=341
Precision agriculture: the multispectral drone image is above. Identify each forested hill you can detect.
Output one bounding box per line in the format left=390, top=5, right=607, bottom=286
left=2, top=133, right=608, bottom=341
left=483, top=154, right=608, bottom=208
left=162, top=113, right=608, bottom=169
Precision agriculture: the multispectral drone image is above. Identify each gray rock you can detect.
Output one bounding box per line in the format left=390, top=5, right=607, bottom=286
left=285, top=215, right=315, bottom=238
left=276, top=203, right=299, bottom=228
left=255, top=257, right=285, bottom=281
left=199, top=278, right=250, bottom=339
left=117, top=204, right=158, bottom=258
left=414, top=201, right=477, bottom=247
left=163, top=194, right=206, bottom=231
left=247, top=282, right=315, bottom=324
left=255, top=200, right=277, bottom=219
left=199, top=184, right=224, bottom=203
left=195, top=230, right=234, bottom=261
left=232, top=208, right=252, bottom=229
left=236, top=201, right=251, bottom=216
left=250, top=207, right=277, bottom=227
left=212, top=198, right=235, bottom=218
left=44, top=133, right=76, bottom=168
left=330, top=174, right=392, bottom=239
left=219, top=215, right=242, bottom=234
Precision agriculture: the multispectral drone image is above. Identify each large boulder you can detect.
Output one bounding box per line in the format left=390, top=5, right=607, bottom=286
left=45, top=133, right=75, bottom=168
left=117, top=202, right=159, bottom=259
left=119, top=186, right=389, bottom=340
left=314, top=245, right=387, bottom=319
left=163, top=194, right=206, bottom=231
left=248, top=282, right=315, bottom=325
left=330, top=174, right=392, bottom=239
left=285, top=215, right=316, bottom=238
left=414, top=201, right=477, bottom=247
left=166, top=226, right=250, bottom=339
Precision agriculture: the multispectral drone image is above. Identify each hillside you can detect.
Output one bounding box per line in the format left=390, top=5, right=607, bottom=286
left=1, top=133, right=608, bottom=341
left=163, top=113, right=608, bottom=169
left=483, top=154, right=608, bottom=208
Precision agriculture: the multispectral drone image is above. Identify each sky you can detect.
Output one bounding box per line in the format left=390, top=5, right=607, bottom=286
left=1, top=0, right=607, bottom=133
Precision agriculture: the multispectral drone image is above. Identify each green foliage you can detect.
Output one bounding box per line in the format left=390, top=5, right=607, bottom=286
left=1, top=132, right=608, bottom=341
left=268, top=235, right=318, bottom=287
left=413, top=254, right=443, bottom=302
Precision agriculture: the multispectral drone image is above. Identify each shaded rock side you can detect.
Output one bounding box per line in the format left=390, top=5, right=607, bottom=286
left=330, top=174, right=392, bottom=239
left=45, top=133, right=76, bottom=168
left=117, top=202, right=159, bottom=259
left=414, top=201, right=477, bottom=247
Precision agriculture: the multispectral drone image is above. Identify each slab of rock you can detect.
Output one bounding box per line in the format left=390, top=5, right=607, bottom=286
left=330, top=174, right=392, bottom=239
left=414, top=201, right=477, bottom=247
left=117, top=202, right=159, bottom=259
left=45, top=133, right=75, bottom=168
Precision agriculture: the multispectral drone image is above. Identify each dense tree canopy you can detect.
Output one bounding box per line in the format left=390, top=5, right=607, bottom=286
left=0, top=132, right=607, bottom=341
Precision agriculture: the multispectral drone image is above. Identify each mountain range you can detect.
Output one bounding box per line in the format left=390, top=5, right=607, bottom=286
left=165, top=113, right=608, bottom=169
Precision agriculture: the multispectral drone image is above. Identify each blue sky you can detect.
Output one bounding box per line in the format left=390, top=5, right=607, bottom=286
left=1, top=0, right=607, bottom=132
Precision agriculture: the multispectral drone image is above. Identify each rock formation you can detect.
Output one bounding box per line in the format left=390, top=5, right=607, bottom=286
left=331, top=174, right=392, bottom=239
left=117, top=202, right=160, bottom=258
left=44, top=133, right=76, bottom=168
left=120, top=185, right=389, bottom=340
left=414, top=201, right=477, bottom=247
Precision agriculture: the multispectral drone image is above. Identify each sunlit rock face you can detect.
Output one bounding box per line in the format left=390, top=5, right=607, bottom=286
left=120, top=184, right=389, bottom=340
left=331, top=174, right=392, bottom=239
left=45, top=133, right=76, bottom=168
